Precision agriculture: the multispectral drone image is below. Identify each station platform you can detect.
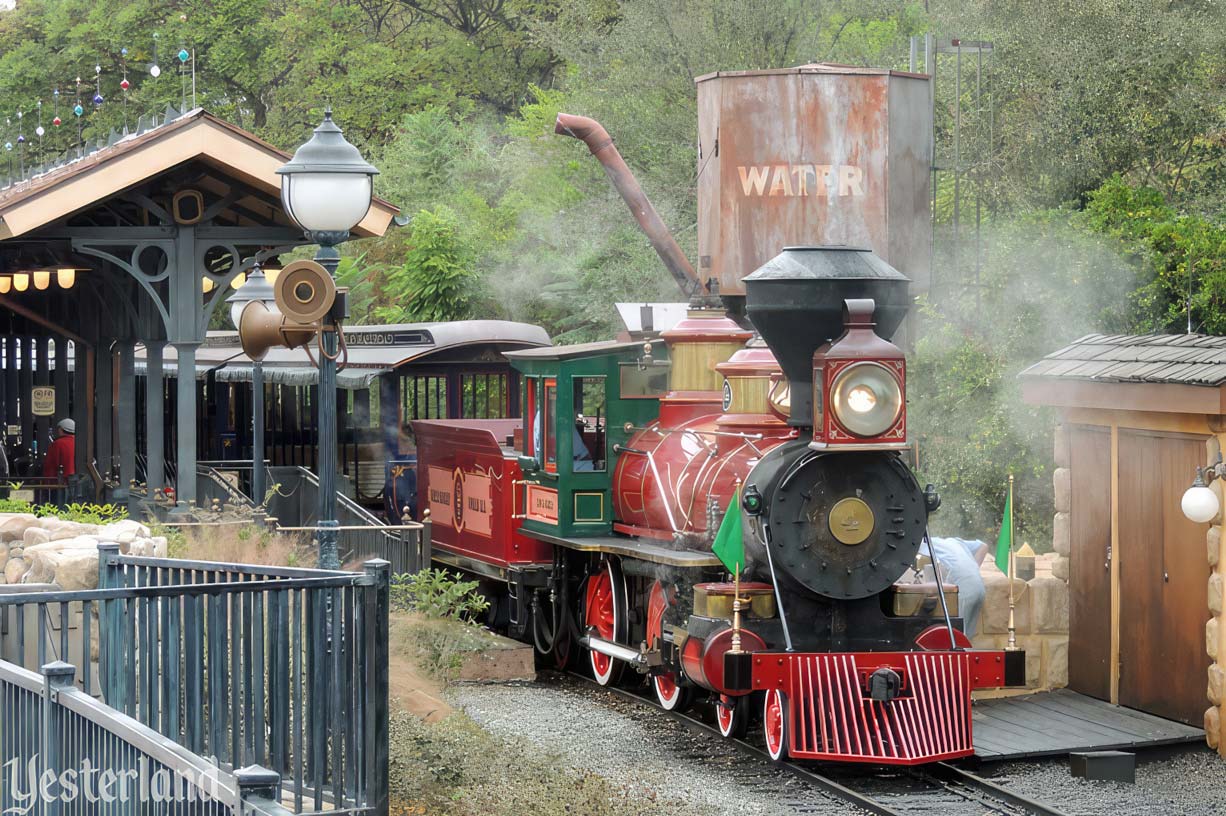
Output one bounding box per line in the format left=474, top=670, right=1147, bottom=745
left=971, top=689, right=1205, bottom=761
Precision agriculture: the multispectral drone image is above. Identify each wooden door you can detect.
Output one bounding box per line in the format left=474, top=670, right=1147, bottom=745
left=1117, top=429, right=1211, bottom=725
left=1068, top=425, right=1113, bottom=700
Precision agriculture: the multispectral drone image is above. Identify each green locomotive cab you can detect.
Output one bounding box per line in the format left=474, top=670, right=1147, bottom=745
left=505, top=340, right=668, bottom=537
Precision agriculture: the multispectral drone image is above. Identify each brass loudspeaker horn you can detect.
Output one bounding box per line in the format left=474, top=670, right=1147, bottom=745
left=237, top=300, right=317, bottom=362
left=275, top=260, right=337, bottom=324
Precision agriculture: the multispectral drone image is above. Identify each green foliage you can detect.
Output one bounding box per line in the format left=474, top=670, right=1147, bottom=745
left=33, top=502, right=128, bottom=525
left=0, top=498, right=31, bottom=513
left=375, top=208, right=478, bottom=323
left=390, top=568, right=490, bottom=622
left=1076, top=176, right=1226, bottom=334
left=149, top=523, right=188, bottom=559
left=931, top=0, right=1226, bottom=210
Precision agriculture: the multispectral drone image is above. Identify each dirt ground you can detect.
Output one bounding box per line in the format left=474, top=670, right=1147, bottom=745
left=388, top=614, right=453, bottom=722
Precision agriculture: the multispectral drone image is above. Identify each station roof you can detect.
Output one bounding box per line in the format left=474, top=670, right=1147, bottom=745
left=0, top=108, right=398, bottom=240
left=135, top=320, right=550, bottom=387
left=1021, top=333, right=1226, bottom=414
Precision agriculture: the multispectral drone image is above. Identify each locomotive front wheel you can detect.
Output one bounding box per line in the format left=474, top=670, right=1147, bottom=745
left=583, top=559, right=626, bottom=686
left=763, top=689, right=789, bottom=761
left=715, top=693, right=749, bottom=739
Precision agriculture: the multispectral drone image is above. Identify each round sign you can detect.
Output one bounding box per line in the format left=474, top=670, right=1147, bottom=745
left=721, top=379, right=733, bottom=412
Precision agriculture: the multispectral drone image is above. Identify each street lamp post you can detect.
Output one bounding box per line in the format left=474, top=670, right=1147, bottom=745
left=277, top=110, right=378, bottom=569
left=226, top=265, right=276, bottom=510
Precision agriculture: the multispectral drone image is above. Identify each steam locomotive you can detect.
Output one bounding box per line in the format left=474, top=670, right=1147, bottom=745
left=413, top=243, right=1024, bottom=763
left=413, top=65, right=1024, bottom=764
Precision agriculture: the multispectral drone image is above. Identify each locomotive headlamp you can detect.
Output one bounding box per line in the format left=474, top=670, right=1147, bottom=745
left=1182, top=465, right=1222, bottom=524
left=830, top=362, right=902, bottom=438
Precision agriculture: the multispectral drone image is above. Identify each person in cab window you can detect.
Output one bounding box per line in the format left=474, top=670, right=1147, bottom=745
left=533, top=410, right=593, bottom=471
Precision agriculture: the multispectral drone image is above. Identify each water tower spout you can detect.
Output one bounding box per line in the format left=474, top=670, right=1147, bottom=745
left=555, top=113, right=702, bottom=300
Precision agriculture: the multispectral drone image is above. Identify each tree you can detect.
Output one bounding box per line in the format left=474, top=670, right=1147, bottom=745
left=376, top=207, right=479, bottom=323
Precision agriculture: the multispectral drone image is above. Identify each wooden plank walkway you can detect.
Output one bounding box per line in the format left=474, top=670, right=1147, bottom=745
left=972, top=689, right=1205, bottom=761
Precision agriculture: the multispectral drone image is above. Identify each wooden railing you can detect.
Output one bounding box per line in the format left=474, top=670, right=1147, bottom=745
left=0, top=549, right=390, bottom=815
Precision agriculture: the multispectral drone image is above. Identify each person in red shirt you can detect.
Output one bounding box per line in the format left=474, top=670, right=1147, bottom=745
left=43, top=418, right=75, bottom=480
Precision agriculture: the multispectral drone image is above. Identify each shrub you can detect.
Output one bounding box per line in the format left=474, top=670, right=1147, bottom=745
left=33, top=502, right=128, bottom=525
left=0, top=498, right=31, bottom=513
left=390, top=569, right=489, bottom=622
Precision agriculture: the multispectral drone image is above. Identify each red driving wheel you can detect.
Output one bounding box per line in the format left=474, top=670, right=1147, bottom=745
left=583, top=559, right=626, bottom=686
left=763, top=689, right=788, bottom=761
left=647, top=581, right=690, bottom=711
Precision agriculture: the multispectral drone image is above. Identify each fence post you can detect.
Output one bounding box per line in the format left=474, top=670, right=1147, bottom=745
left=363, top=560, right=390, bottom=816
left=420, top=516, right=432, bottom=575
left=42, top=661, right=76, bottom=816
left=235, top=765, right=284, bottom=809
left=96, top=543, right=120, bottom=706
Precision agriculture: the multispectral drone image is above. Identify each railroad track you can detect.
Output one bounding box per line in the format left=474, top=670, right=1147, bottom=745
left=559, top=670, right=1068, bottom=816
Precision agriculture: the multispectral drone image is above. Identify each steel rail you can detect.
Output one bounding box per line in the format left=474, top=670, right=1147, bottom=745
left=565, top=669, right=1068, bottom=816
left=927, top=762, right=1070, bottom=816
left=565, top=671, right=904, bottom=816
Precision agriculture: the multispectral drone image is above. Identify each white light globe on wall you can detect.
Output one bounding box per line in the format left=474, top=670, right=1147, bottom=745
left=1182, top=483, right=1220, bottom=524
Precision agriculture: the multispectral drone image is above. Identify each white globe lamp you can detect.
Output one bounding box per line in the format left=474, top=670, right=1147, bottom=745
left=1182, top=473, right=1220, bottom=524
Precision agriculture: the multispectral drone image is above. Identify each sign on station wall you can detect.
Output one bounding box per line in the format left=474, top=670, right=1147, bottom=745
left=31, top=386, right=55, bottom=416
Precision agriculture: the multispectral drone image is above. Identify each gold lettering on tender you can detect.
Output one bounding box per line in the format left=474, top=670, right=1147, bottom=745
left=738, top=165, right=771, bottom=196
left=813, top=165, right=833, bottom=194
left=839, top=166, right=865, bottom=196
left=791, top=165, right=810, bottom=196
left=769, top=166, right=793, bottom=196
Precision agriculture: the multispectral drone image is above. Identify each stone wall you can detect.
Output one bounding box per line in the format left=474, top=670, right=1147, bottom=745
left=1204, top=435, right=1226, bottom=755
left=970, top=426, right=1071, bottom=692
left=0, top=514, right=168, bottom=590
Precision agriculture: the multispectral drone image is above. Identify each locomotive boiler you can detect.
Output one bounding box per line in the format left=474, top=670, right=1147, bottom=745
left=412, top=63, right=1025, bottom=766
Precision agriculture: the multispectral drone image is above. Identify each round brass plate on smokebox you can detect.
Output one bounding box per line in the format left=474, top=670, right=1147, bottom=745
left=828, top=497, right=874, bottom=545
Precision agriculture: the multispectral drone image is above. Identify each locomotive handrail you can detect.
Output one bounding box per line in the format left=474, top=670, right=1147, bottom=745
left=621, top=424, right=767, bottom=440
left=274, top=523, right=424, bottom=532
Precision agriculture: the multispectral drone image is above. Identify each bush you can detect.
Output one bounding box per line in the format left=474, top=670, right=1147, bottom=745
left=33, top=502, right=127, bottom=525
left=0, top=498, right=31, bottom=513
left=390, top=569, right=490, bottom=622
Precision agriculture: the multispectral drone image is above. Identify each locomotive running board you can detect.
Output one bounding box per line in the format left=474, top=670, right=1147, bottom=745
left=521, top=529, right=722, bottom=569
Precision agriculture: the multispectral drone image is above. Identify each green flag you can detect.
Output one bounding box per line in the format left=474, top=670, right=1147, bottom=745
left=712, top=486, right=745, bottom=575
left=994, top=485, right=1013, bottom=575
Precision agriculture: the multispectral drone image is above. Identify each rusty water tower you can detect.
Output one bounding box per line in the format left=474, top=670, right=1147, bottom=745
left=557, top=63, right=933, bottom=317
left=695, top=64, right=932, bottom=300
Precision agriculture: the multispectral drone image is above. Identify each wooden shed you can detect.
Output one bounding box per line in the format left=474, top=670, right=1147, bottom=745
left=1022, top=333, right=1226, bottom=747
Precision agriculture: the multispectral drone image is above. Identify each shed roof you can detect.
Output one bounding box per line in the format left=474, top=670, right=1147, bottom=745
left=1021, top=333, right=1226, bottom=415
left=1021, top=333, right=1226, bottom=386
left=0, top=108, right=398, bottom=240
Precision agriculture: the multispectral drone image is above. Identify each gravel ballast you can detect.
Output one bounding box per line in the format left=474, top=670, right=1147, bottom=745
left=449, top=675, right=860, bottom=816
left=988, top=748, right=1222, bottom=816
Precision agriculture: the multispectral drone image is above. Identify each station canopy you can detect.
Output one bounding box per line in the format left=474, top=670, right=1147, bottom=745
left=134, top=320, right=552, bottom=389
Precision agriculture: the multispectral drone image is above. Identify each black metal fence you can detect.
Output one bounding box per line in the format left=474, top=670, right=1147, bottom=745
left=0, top=548, right=390, bottom=815
left=1, top=659, right=293, bottom=814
